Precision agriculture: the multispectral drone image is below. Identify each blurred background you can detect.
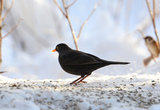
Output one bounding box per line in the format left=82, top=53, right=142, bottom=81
left=1, top=0, right=160, bottom=79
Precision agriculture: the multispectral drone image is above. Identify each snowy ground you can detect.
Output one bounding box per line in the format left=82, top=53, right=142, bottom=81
left=1, top=67, right=160, bottom=110
left=1, top=37, right=160, bottom=110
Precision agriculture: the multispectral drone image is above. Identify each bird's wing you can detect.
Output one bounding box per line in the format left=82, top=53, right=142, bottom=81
left=60, top=50, right=102, bottom=66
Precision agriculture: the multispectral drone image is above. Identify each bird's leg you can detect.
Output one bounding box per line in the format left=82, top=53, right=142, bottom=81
left=70, top=76, right=83, bottom=85
left=77, top=74, right=90, bottom=84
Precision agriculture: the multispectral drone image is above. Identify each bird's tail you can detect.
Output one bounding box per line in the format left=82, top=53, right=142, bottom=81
left=105, top=61, right=129, bottom=65
left=143, top=56, right=153, bottom=67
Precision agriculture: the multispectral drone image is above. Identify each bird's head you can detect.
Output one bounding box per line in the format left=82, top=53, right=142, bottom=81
left=52, top=43, right=71, bottom=54
left=144, top=36, right=155, bottom=44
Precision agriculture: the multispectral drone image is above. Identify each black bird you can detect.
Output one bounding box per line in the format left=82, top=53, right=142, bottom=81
left=52, top=43, right=129, bottom=84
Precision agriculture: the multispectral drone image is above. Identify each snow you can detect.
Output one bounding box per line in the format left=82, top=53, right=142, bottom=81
left=1, top=71, right=160, bottom=110
left=149, top=105, right=160, bottom=110
left=1, top=0, right=160, bottom=110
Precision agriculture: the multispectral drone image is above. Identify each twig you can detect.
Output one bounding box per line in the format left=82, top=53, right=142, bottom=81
left=137, top=29, right=145, bottom=39
left=54, top=0, right=78, bottom=50
left=53, top=0, right=67, bottom=17
left=0, top=0, right=4, bottom=69
left=146, top=0, right=152, bottom=16
left=54, top=0, right=97, bottom=50
left=0, top=23, right=5, bottom=30
left=62, top=0, right=79, bottom=50
left=1, top=19, right=22, bottom=40
left=66, top=0, right=77, bottom=9
left=146, top=0, right=160, bottom=49
left=153, top=0, right=155, bottom=19
left=77, top=3, right=97, bottom=40
left=2, top=0, right=14, bottom=21
left=0, top=0, right=3, bottom=25
left=136, top=10, right=160, bottom=32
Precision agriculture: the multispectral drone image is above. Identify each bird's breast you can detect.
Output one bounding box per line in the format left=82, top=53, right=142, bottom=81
left=147, top=43, right=159, bottom=57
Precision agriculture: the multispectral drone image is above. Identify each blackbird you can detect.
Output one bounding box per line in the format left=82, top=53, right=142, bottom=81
left=52, top=43, right=129, bottom=84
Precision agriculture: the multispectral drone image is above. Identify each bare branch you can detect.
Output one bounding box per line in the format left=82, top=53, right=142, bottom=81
left=66, top=0, right=77, bottom=9
left=53, top=0, right=67, bottom=18
left=0, top=0, right=4, bottom=69
left=1, top=19, right=22, bottom=40
left=53, top=0, right=97, bottom=50
left=146, top=0, right=153, bottom=18
left=77, top=3, right=97, bottom=40
left=137, top=29, right=145, bottom=39
left=146, top=0, right=160, bottom=50
left=53, top=0, right=78, bottom=50
left=153, top=0, right=155, bottom=19
left=0, top=23, right=5, bottom=30
left=62, top=0, right=79, bottom=50
left=0, top=0, right=3, bottom=25
left=137, top=9, right=160, bottom=32
left=2, top=0, right=14, bottom=21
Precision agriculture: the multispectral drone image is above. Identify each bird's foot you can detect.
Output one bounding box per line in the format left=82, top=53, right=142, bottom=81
left=70, top=81, right=87, bottom=85
left=78, top=81, right=87, bottom=83
left=70, top=82, right=75, bottom=85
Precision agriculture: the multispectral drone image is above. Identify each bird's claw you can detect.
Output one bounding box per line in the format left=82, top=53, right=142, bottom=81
left=78, top=81, right=87, bottom=83
left=70, top=81, right=87, bottom=85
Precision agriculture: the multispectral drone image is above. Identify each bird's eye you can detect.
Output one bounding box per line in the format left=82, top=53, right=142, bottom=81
left=56, top=46, right=59, bottom=50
